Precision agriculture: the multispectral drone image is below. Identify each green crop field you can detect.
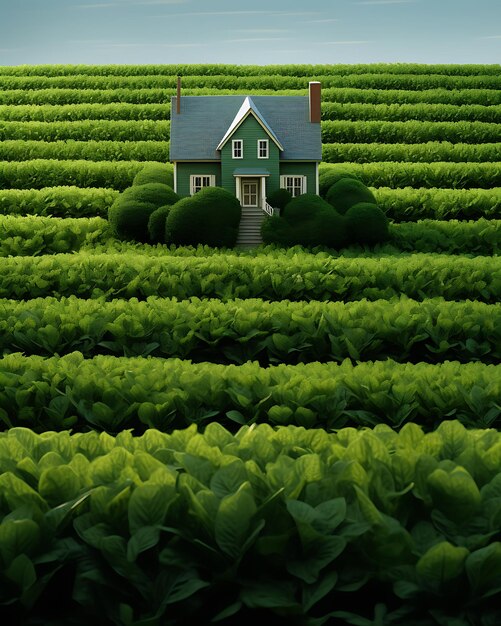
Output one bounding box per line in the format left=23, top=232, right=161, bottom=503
left=0, top=63, right=500, bottom=626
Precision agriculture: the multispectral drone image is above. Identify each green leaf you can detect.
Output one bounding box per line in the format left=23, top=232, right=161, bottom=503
left=128, top=483, right=176, bottom=534
left=466, top=542, right=501, bottom=597
left=210, top=460, right=248, bottom=499
left=211, top=601, right=243, bottom=622
left=39, top=465, right=80, bottom=505
left=127, top=526, right=160, bottom=562
left=416, top=541, right=469, bottom=592
left=215, top=481, right=256, bottom=559
left=302, top=570, right=338, bottom=612
left=4, top=553, right=36, bottom=591
left=240, top=579, right=298, bottom=609
left=0, top=519, right=40, bottom=566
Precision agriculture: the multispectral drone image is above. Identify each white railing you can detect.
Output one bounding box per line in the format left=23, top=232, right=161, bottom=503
left=262, top=201, right=275, bottom=217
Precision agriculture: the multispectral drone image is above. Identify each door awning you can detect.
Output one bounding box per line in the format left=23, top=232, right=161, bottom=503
left=233, top=168, right=270, bottom=176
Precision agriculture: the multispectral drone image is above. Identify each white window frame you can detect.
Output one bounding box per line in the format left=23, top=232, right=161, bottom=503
left=280, top=175, right=307, bottom=197
left=257, top=139, right=269, bottom=159
left=232, top=139, right=243, bottom=159
left=190, top=174, right=215, bottom=195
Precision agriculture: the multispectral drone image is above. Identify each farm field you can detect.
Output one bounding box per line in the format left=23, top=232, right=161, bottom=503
left=0, top=63, right=500, bottom=625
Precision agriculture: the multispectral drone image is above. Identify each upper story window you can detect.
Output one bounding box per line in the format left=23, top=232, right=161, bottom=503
left=280, top=175, right=307, bottom=197
left=232, top=139, right=243, bottom=159
left=257, top=139, right=269, bottom=159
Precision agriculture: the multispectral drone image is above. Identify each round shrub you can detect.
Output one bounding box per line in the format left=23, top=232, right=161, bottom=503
left=345, top=202, right=389, bottom=244
left=319, top=169, right=360, bottom=197
left=314, top=208, right=348, bottom=249
left=261, top=215, right=293, bottom=246
left=121, top=183, right=179, bottom=208
left=108, top=198, right=158, bottom=242
left=166, top=186, right=241, bottom=247
left=326, top=178, right=376, bottom=215
left=133, top=163, right=174, bottom=188
left=148, top=205, right=171, bottom=243
left=266, top=188, right=293, bottom=211
left=282, top=193, right=332, bottom=226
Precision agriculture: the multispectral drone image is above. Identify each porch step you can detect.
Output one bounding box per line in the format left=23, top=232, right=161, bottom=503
left=237, top=206, right=265, bottom=246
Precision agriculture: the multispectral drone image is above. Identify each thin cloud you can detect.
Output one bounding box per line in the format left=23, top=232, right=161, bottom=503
left=307, top=18, right=339, bottom=23
left=162, top=10, right=318, bottom=17
left=77, top=0, right=187, bottom=8
left=223, top=38, right=291, bottom=44
left=317, top=40, right=372, bottom=45
left=355, top=0, right=416, bottom=4
left=233, top=29, right=290, bottom=34
left=94, top=42, right=207, bottom=48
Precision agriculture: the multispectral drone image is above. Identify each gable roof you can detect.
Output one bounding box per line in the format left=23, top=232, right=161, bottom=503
left=216, top=96, right=284, bottom=151
left=170, top=95, right=321, bottom=161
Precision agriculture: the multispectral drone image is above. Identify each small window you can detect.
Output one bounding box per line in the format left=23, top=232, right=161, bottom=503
left=232, top=139, right=243, bottom=159
left=257, top=139, right=269, bottom=159
left=281, top=175, right=307, bottom=197
left=190, top=174, right=215, bottom=195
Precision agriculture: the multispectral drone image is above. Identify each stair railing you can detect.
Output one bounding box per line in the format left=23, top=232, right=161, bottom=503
left=262, top=201, right=277, bottom=217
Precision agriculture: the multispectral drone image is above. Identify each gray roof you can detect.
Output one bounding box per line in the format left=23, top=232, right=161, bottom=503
left=170, top=95, right=322, bottom=162
left=217, top=97, right=283, bottom=151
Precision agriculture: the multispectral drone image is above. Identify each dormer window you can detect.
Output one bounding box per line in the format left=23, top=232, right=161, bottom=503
left=232, top=139, right=243, bottom=159
left=257, top=139, right=269, bottom=159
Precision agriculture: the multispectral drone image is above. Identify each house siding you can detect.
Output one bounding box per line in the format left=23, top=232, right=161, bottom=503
left=221, top=116, right=280, bottom=197
left=176, top=162, right=221, bottom=197
left=279, top=162, right=318, bottom=195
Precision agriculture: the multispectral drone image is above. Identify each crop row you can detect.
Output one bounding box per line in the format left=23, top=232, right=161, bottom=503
left=0, top=120, right=170, bottom=142
left=0, top=215, right=109, bottom=256
left=0, top=139, right=169, bottom=162
left=0, top=352, right=499, bottom=432
left=1, top=119, right=499, bottom=144
left=2, top=159, right=499, bottom=193
left=2, top=185, right=499, bottom=222
left=0, top=103, right=169, bottom=122
left=1, top=294, right=498, bottom=365
left=2, top=86, right=501, bottom=106
left=2, top=101, right=500, bottom=124
left=321, top=120, right=501, bottom=144
left=323, top=141, right=501, bottom=164
left=1, top=419, right=500, bottom=625
left=0, top=251, right=499, bottom=302
left=1, top=214, right=499, bottom=257
left=2, top=62, right=499, bottom=76
left=320, top=162, right=501, bottom=190
left=1, top=72, right=501, bottom=91
left=0, top=160, right=155, bottom=191
left=0, top=186, right=117, bottom=218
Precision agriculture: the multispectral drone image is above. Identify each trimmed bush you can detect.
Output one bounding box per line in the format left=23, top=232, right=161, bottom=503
left=319, top=169, right=360, bottom=197
left=266, top=187, right=292, bottom=210
left=261, top=214, right=294, bottom=245
left=326, top=177, right=377, bottom=214
left=132, top=162, right=174, bottom=187
left=121, top=182, right=179, bottom=207
left=281, top=193, right=332, bottom=226
left=108, top=198, right=157, bottom=242
left=148, top=204, right=171, bottom=243
left=166, top=186, right=241, bottom=247
left=345, top=202, right=389, bottom=244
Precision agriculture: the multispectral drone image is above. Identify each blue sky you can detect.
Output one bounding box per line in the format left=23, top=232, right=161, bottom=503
left=0, top=0, right=500, bottom=66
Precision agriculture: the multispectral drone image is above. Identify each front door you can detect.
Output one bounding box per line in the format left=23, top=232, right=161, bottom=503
left=241, top=178, right=259, bottom=207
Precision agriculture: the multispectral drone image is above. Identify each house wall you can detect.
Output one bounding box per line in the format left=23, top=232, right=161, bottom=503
left=220, top=116, right=280, bottom=197
left=175, top=162, right=221, bottom=197
left=279, top=162, right=318, bottom=195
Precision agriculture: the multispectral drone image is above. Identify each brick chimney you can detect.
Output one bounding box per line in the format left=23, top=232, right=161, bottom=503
left=176, top=76, right=181, bottom=114
left=309, top=81, right=321, bottom=123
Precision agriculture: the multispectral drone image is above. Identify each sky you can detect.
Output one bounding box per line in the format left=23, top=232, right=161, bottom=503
left=0, top=0, right=500, bottom=66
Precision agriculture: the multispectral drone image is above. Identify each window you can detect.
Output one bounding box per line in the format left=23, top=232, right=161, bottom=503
left=280, top=175, right=307, bottom=197
left=232, top=139, right=243, bottom=159
left=257, top=139, right=269, bottom=159
left=190, top=174, right=215, bottom=195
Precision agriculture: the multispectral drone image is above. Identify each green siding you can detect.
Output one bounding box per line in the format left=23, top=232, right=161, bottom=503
left=221, top=115, right=280, bottom=199
left=279, top=162, right=317, bottom=195
left=176, top=162, right=221, bottom=197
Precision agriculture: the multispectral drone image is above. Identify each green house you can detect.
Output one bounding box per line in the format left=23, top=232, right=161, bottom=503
left=169, top=81, right=322, bottom=245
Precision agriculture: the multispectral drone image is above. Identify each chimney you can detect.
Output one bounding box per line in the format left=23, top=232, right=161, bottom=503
left=176, top=76, right=181, bottom=114
left=309, top=81, right=321, bottom=123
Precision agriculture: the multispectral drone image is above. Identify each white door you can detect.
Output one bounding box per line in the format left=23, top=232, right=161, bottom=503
left=241, top=179, right=259, bottom=207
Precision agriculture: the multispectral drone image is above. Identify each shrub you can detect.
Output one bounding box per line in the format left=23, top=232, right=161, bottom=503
left=133, top=162, right=174, bottom=187
left=266, top=188, right=293, bottom=210
left=108, top=198, right=158, bottom=242
left=121, top=182, right=179, bottom=208
left=261, top=215, right=294, bottom=245
left=319, top=169, right=360, bottom=197
left=326, top=177, right=377, bottom=215
left=166, top=186, right=241, bottom=247
left=148, top=205, right=171, bottom=243
left=345, top=202, right=389, bottom=244
left=281, top=193, right=332, bottom=226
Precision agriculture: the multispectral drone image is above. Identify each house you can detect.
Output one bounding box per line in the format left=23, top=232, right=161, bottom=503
left=169, top=79, right=322, bottom=245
